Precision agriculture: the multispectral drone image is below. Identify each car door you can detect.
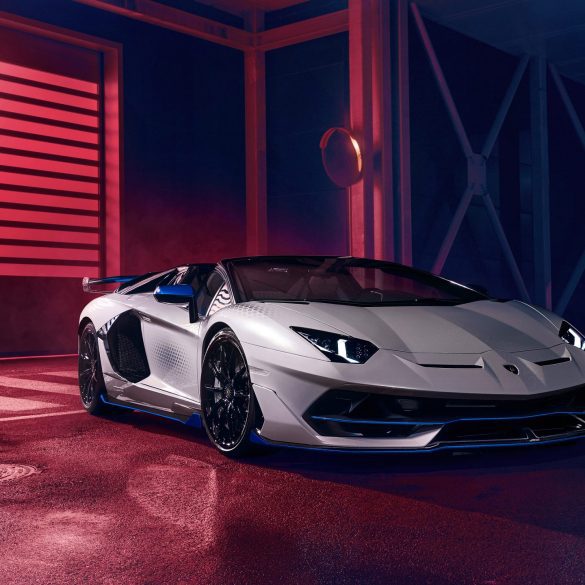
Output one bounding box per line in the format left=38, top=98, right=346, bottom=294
left=135, top=265, right=220, bottom=406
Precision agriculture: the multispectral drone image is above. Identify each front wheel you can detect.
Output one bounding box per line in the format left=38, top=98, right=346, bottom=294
left=78, top=322, right=110, bottom=415
left=200, top=328, right=257, bottom=458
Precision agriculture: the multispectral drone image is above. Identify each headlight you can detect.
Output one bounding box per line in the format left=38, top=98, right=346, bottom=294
left=559, top=320, right=585, bottom=350
left=291, top=327, right=378, bottom=363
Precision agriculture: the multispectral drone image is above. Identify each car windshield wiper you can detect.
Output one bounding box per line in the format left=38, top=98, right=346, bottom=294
left=399, top=298, right=462, bottom=305
left=305, top=298, right=467, bottom=307
left=305, top=299, right=368, bottom=306
left=255, top=298, right=470, bottom=307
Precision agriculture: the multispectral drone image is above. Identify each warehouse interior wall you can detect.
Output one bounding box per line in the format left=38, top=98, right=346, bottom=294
left=0, top=0, right=245, bottom=356
left=410, top=19, right=528, bottom=299
left=549, top=75, right=585, bottom=329
left=408, top=17, right=585, bottom=326
left=266, top=33, right=349, bottom=255
left=264, top=14, right=585, bottom=330
left=0, top=0, right=584, bottom=356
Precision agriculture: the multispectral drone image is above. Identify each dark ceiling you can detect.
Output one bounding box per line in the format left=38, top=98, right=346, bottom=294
left=176, top=1, right=585, bottom=84
left=417, top=0, right=585, bottom=84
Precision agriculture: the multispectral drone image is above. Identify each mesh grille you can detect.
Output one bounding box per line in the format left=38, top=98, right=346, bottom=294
left=106, top=311, right=150, bottom=383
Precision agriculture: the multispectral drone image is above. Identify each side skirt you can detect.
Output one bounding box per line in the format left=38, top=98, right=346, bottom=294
left=100, top=395, right=202, bottom=429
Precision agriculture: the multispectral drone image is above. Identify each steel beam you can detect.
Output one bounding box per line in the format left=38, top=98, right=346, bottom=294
left=482, top=192, right=531, bottom=301
left=410, top=1, right=530, bottom=300
left=410, top=2, right=473, bottom=159
left=550, top=65, right=585, bottom=315
left=530, top=56, right=552, bottom=309
left=371, top=0, right=393, bottom=260
left=411, top=2, right=529, bottom=299
left=482, top=56, right=529, bottom=159
left=392, top=0, right=412, bottom=265
left=550, top=66, right=585, bottom=152
left=74, top=0, right=252, bottom=50
left=432, top=186, right=474, bottom=274
left=103, top=46, right=122, bottom=277
left=255, top=10, right=348, bottom=51
left=556, top=247, right=585, bottom=316
left=348, top=0, right=375, bottom=258
left=245, top=10, right=267, bottom=256
left=76, top=1, right=350, bottom=53
left=347, top=0, right=396, bottom=260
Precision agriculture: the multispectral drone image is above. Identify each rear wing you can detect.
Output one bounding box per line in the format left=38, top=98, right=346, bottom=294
left=82, top=275, right=138, bottom=294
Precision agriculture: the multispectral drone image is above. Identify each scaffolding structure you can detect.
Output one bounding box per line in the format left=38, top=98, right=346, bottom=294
left=75, top=0, right=585, bottom=315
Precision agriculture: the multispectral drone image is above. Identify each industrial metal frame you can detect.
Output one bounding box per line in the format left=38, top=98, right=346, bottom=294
left=72, top=0, right=584, bottom=315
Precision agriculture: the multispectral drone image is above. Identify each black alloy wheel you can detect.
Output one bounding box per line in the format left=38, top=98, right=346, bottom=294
left=78, top=322, right=109, bottom=414
left=201, top=328, right=256, bottom=457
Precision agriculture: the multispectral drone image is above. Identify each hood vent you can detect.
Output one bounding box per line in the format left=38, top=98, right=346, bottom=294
left=418, top=363, right=482, bottom=369
left=534, top=357, right=571, bottom=367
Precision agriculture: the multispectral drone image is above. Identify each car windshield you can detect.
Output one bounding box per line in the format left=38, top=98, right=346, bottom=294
left=226, top=257, right=487, bottom=306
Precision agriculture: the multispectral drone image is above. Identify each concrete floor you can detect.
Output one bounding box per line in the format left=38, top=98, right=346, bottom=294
left=1, top=357, right=585, bottom=584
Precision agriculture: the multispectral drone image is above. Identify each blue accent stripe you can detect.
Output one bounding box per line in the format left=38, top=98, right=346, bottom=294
left=92, top=275, right=136, bottom=284
left=185, top=413, right=203, bottom=429
left=311, top=410, right=585, bottom=427
left=98, top=395, right=585, bottom=454
left=100, top=395, right=201, bottom=428
left=251, top=430, right=585, bottom=454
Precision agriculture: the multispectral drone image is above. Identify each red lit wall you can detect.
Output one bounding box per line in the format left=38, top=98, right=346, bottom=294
left=0, top=44, right=102, bottom=279
left=0, top=0, right=246, bottom=356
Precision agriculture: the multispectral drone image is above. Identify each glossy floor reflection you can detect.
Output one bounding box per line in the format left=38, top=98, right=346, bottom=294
left=1, top=357, right=584, bottom=584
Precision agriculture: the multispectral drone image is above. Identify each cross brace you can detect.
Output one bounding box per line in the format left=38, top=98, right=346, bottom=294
left=411, top=2, right=530, bottom=302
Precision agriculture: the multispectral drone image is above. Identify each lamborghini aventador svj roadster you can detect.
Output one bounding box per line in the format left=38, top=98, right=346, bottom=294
left=78, top=256, right=585, bottom=457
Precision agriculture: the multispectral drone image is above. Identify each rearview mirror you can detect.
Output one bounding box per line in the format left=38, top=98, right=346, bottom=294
left=154, top=284, right=197, bottom=323
left=320, top=127, right=363, bottom=187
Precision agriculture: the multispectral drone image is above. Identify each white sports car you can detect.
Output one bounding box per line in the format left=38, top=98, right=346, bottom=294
left=78, top=256, right=585, bottom=457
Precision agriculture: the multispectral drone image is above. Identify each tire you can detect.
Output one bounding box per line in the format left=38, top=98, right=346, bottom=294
left=200, top=328, right=257, bottom=458
left=78, top=322, right=111, bottom=415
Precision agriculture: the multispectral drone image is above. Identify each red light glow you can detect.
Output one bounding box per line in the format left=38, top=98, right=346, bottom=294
left=0, top=61, right=98, bottom=94
left=0, top=171, right=99, bottom=194
left=0, top=263, right=99, bottom=277
left=0, top=226, right=99, bottom=244
left=0, top=98, right=98, bottom=127
left=0, top=135, right=98, bottom=161
left=0, top=79, right=98, bottom=110
left=0, top=190, right=98, bottom=211
left=0, top=116, right=98, bottom=144
left=0, top=59, right=101, bottom=278
left=0, top=244, right=98, bottom=261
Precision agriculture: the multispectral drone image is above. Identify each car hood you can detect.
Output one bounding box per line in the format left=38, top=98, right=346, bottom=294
left=278, top=299, right=560, bottom=354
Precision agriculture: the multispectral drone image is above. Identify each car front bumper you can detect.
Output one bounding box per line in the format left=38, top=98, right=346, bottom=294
left=246, top=342, right=585, bottom=451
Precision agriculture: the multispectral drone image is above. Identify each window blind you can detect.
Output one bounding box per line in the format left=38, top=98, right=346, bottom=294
left=0, top=59, right=101, bottom=278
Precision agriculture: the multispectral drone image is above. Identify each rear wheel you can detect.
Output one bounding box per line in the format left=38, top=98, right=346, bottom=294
left=201, top=328, right=256, bottom=458
left=78, top=322, right=110, bottom=415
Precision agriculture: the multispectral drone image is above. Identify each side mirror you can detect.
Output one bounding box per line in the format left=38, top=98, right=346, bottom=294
left=154, top=284, right=197, bottom=323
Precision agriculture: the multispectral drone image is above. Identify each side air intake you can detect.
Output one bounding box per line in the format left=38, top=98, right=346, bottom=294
left=99, top=310, right=150, bottom=383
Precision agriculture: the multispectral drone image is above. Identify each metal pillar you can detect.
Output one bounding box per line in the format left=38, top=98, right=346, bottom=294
left=530, top=56, right=552, bottom=309
left=550, top=65, right=585, bottom=315
left=391, top=0, right=412, bottom=265
left=244, top=10, right=267, bottom=255
left=348, top=0, right=375, bottom=258
left=411, top=2, right=530, bottom=301
left=348, top=0, right=396, bottom=260
left=371, top=0, right=393, bottom=260
left=550, top=66, right=585, bottom=151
